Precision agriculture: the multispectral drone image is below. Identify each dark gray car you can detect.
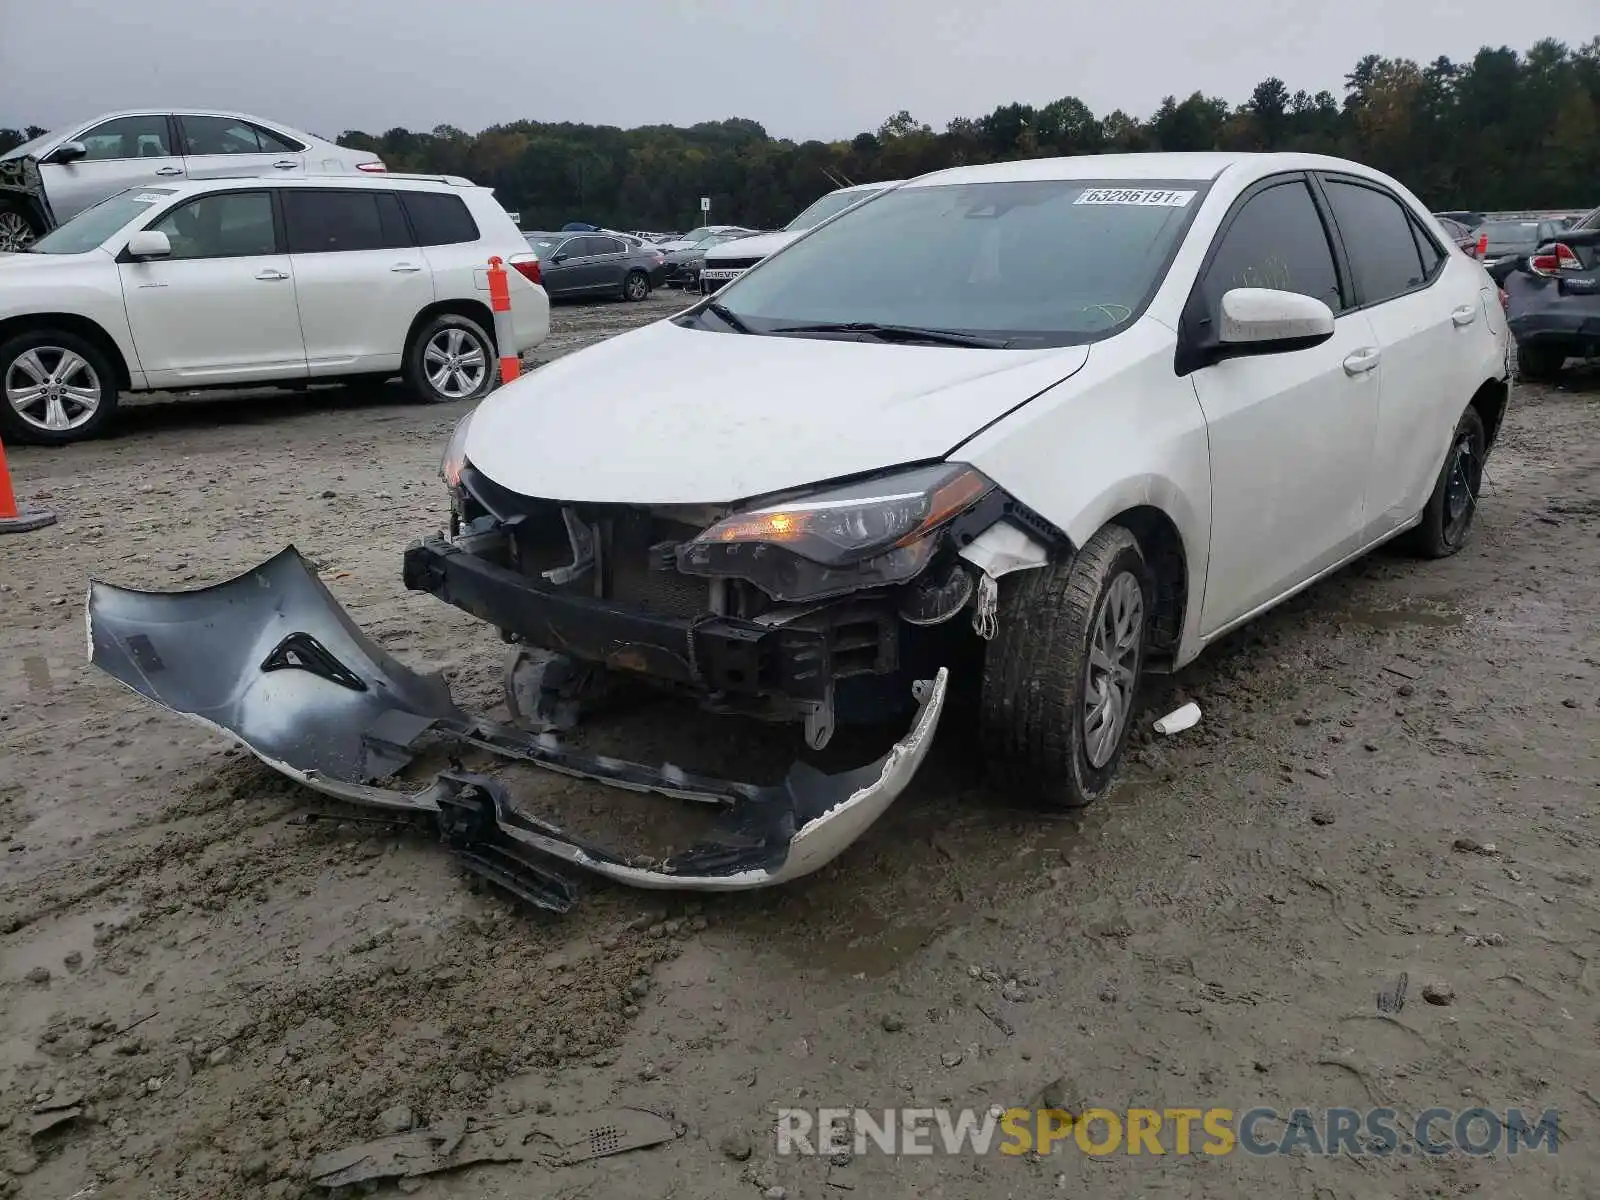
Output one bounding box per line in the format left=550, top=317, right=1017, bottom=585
left=524, top=231, right=664, bottom=301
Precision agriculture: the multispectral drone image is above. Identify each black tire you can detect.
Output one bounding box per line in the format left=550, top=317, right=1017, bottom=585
left=622, top=270, right=650, bottom=302
left=404, top=313, right=496, bottom=405
left=1515, top=342, right=1565, bottom=383
left=0, top=329, right=119, bottom=446
left=0, top=202, right=40, bottom=253
left=979, top=523, right=1151, bottom=809
left=1405, top=406, right=1486, bottom=559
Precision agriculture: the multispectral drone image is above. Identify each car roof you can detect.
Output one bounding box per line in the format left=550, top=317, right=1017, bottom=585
left=834, top=179, right=904, bottom=193
left=54, top=109, right=322, bottom=139
left=143, top=173, right=481, bottom=197
left=908, top=151, right=1397, bottom=188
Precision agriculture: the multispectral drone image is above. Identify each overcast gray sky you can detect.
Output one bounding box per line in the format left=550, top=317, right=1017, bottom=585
left=1, top=0, right=1592, bottom=141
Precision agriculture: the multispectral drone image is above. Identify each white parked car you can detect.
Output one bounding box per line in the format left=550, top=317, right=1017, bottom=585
left=0, top=109, right=387, bottom=249
left=85, top=152, right=1513, bottom=899
left=0, top=173, right=547, bottom=444
left=699, top=179, right=902, bottom=293
left=428, top=151, right=1509, bottom=812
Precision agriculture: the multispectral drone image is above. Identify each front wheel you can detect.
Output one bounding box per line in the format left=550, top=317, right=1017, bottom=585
left=0, top=330, right=119, bottom=445
left=1406, top=406, right=1485, bottom=559
left=0, top=203, right=39, bottom=253
left=979, top=524, right=1151, bottom=809
left=404, top=313, right=496, bottom=404
left=622, top=270, right=650, bottom=302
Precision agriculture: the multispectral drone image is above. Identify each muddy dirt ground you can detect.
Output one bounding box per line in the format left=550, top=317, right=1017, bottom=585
left=2, top=290, right=1598, bottom=1199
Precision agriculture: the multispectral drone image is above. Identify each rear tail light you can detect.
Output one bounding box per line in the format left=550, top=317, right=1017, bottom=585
left=1529, top=243, right=1581, bottom=276
left=356, top=160, right=388, bottom=173
left=1475, top=232, right=1488, bottom=259
left=508, top=252, right=541, bottom=286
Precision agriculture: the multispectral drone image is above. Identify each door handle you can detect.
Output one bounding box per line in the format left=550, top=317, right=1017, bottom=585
left=255, top=268, right=290, bottom=281
left=272, top=160, right=298, bottom=169
left=155, top=167, right=183, bottom=176
left=1451, top=304, right=1477, bottom=327
left=391, top=263, right=423, bottom=273
left=1342, top=347, right=1381, bottom=375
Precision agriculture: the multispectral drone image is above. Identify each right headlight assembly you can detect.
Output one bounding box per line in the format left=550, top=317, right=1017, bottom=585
left=677, top=463, right=993, bottom=602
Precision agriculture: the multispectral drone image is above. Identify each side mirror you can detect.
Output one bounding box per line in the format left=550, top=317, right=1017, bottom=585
left=1216, top=288, right=1334, bottom=355
left=46, top=141, right=88, bottom=165
left=552, top=253, right=568, bottom=264
left=125, top=230, right=172, bottom=260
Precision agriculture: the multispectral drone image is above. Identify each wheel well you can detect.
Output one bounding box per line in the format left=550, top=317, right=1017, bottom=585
left=1109, top=505, right=1187, bottom=667
left=1470, top=377, right=1510, bottom=450
left=0, top=313, right=133, bottom=390
left=405, top=299, right=498, bottom=356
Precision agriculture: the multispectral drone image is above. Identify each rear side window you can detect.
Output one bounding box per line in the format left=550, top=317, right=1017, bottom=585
left=1322, top=180, right=1427, bottom=305
left=1410, top=215, right=1444, bottom=277
left=283, top=190, right=410, bottom=253
left=1200, top=179, right=1343, bottom=315
left=400, top=191, right=480, bottom=246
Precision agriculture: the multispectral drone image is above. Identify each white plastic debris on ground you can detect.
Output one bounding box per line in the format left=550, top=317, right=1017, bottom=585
left=1153, top=701, right=1201, bottom=736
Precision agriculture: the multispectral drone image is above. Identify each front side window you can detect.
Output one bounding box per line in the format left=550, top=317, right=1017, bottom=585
left=77, top=115, right=173, bottom=162
left=707, top=178, right=1207, bottom=347
left=283, top=190, right=409, bottom=253
left=149, top=191, right=277, bottom=259
left=28, top=188, right=175, bottom=254
left=1323, top=179, right=1428, bottom=305
left=1200, top=180, right=1343, bottom=316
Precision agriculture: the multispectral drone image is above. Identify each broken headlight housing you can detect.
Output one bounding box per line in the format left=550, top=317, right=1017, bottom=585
left=677, top=463, right=993, bottom=602
left=440, top=411, right=474, bottom=496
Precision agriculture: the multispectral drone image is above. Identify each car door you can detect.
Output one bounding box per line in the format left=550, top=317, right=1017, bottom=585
left=118, top=188, right=307, bottom=385
left=1184, top=174, right=1382, bottom=636
left=1316, top=175, right=1478, bottom=540
left=41, top=114, right=185, bottom=222
left=178, top=114, right=307, bottom=184
left=586, top=235, right=630, bottom=294
left=539, top=236, right=585, bottom=297
left=282, top=188, right=434, bottom=376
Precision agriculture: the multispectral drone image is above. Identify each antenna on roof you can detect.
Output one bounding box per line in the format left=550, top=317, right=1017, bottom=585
left=820, top=166, right=853, bottom=189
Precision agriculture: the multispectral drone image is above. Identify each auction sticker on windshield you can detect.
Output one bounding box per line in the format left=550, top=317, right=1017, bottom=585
left=1074, top=188, right=1196, bottom=207
left=131, top=194, right=168, bottom=204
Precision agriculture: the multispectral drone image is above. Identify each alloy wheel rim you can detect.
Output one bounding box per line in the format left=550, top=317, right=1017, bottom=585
left=0, top=211, right=34, bottom=252
left=1443, top=431, right=1480, bottom=544
left=5, top=346, right=101, bottom=432
left=1083, top=571, right=1144, bottom=769
left=423, top=328, right=488, bottom=399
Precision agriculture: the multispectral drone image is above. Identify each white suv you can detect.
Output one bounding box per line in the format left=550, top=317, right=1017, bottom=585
left=0, top=174, right=549, bottom=444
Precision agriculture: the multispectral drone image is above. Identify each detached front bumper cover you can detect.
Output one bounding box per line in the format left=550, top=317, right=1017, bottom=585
left=86, top=546, right=946, bottom=912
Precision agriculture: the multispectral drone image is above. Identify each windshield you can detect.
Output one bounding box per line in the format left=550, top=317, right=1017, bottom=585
left=0, top=129, right=58, bottom=162
left=523, top=233, right=568, bottom=260
left=1481, top=220, right=1543, bottom=252
left=784, top=188, right=885, bottom=232
left=703, top=178, right=1206, bottom=347
left=28, top=187, right=175, bottom=254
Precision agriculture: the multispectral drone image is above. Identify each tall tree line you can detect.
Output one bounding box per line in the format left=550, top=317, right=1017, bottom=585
left=4, top=37, right=1596, bottom=231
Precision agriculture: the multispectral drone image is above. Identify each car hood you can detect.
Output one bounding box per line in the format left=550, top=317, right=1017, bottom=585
left=705, top=230, right=799, bottom=262
left=465, top=319, right=1090, bottom=505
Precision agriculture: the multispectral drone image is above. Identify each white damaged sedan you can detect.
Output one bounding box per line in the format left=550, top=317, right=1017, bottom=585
left=440, top=152, right=1509, bottom=808
left=88, top=152, right=1510, bottom=902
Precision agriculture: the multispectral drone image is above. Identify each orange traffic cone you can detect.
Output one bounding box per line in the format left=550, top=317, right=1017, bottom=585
left=0, top=437, right=56, bottom=534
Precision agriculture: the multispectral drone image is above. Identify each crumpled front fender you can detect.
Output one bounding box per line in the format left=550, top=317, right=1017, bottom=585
left=86, top=546, right=946, bottom=903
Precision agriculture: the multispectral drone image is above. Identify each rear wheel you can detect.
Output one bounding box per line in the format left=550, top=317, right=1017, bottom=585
left=622, top=270, right=650, bottom=302
left=1515, top=342, right=1565, bottom=382
left=979, top=524, right=1150, bottom=809
left=404, top=313, right=495, bottom=404
left=0, top=330, right=118, bottom=445
left=1406, top=406, right=1485, bottom=559
left=0, top=203, right=39, bottom=253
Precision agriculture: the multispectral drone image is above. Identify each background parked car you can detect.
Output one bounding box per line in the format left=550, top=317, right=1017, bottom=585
left=661, top=229, right=756, bottom=288
left=1477, top=217, right=1569, bottom=283
left=524, top=231, right=664, bottom=301
left=700, top=179, right=902, bottom=294
left=1434, top=215, right=1480, bottom=256
left=1504, top=203, right=1600, bottom=380
left=0, top=109, right=386, bottom=250
left=652, top=224, right=756, bottom=254
left=0, top=174, right=543, bottom=444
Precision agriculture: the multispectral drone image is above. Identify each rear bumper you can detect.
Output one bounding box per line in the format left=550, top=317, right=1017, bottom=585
left=1509, top=308, right=1600, bottom=350
left=402, top=536, right=830, bottom=701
